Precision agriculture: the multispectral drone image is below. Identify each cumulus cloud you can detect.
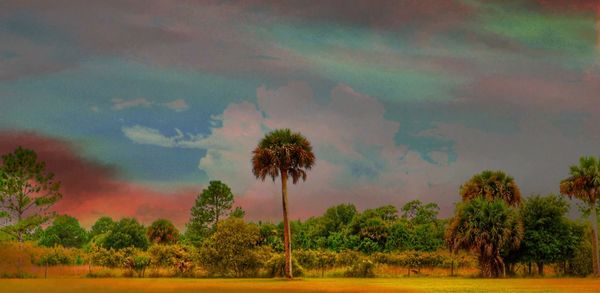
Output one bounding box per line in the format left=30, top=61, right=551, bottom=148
left=119, top=82, right=455, bottom=218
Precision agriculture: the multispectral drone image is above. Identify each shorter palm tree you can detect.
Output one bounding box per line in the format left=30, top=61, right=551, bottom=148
left=460, top=170, right=522, bottom=206
left=560, top=156, right=600, bottom=277
left=446, top=197, right=523, bottom=278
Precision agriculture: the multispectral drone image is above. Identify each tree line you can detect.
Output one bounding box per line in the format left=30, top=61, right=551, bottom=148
left=1, top=129, right=600, bottom=278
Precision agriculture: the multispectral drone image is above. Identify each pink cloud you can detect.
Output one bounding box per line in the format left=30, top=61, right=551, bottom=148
left=0, top=131, right=197, bottom=228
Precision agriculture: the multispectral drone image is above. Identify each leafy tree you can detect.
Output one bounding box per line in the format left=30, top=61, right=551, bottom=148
left=401, top=200, right=439, bottom=225
left=147, top=219, right=179, bottom=245
left=517, top=195, right=581, bottom=275
left=230, top=206, right=245, bottom=219
left=560, top=156, right=600, bottom=276
left=89, top=216, right=115, bottom=239
left=349, top=206, right=398, bottom=253
left=39, top=215, right=88, bottom=248
left=321, top=203, right=356, bottom=236
left=199, top=217, right=267, bottom=277
left=0, top=147, right=62, bottom=242
left=460, top=170, right=522, bottom=206
left=446, top=197, right=523, bottom=277
left=186, top=180, right=234, bottom=245
left=252, top=128, right=315, bottom=279
left=99, top=218, right=149, bottom=250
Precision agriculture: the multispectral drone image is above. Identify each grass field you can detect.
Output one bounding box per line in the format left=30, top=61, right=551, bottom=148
left=1, top=278, right=600, bottom=293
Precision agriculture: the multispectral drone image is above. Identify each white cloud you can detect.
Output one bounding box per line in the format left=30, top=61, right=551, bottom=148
left=120, top=82, right=456, bottom=218
left=163, top=99, right=189, bottom=112
left=112, top=98, right=153, bottom=110
left=121, top=125, right=205, bottom=148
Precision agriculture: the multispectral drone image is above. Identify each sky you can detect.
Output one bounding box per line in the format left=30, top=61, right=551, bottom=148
left=1, top=0, right=599, bottom=228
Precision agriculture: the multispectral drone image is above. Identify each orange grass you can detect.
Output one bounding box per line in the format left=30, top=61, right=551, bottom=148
left=1, top=278, right=600, bottom=293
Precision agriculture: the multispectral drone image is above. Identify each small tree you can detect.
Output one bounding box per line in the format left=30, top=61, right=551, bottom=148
left=39, top=215, right=88, bottom=248
left=186, top=180, right=234, bottom=245
left=199, top=217, right=266, bottom=277
left=147, top=219, right=179, bottom=245
left=99, top=218, right=149, bottom=250
left=0, top=147, right=62, bottom=242
left=517, top=195, right=580, bottom=275
left=89, top=216, right=115, bottom=239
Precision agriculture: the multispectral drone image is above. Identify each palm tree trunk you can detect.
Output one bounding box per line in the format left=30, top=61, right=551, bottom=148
left=591, top=202, right=600, bottom=277
left=281, top=170, right=292, bottom=279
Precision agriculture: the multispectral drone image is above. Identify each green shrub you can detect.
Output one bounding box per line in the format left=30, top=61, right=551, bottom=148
left=265, top=253, right=304, bottom=278
left=344, top=259, right=375, bottom=278
left=199, top=218, right=268, bottom=277
left=148, top=244, right=197, bottom=277
left=123, top=251, right=151, bottom=277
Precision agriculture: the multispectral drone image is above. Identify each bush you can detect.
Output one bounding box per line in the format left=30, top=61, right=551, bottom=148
left=87, top=244, right=126, bottom=268
left=148, top=244, right=197, bottom=277
left=199, top=218, right=268, bottom=277
left=335, top=250, right=362, bottom=267
left=567, top=239, right=593, bottom=276
left=265, top=253, right=304, bottom=278
left=344, top=259, right=375, bottom=278
left=123, top=250, right=150, bottom=277
left=294, top=250, right=336, bottom=276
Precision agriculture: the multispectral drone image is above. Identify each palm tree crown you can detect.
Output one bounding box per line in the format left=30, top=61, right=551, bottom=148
left=252, top=128, right=315, bottom=183
left=560, top=156, right=600, bottom=204
left=459, top=170, right=522, bottom=206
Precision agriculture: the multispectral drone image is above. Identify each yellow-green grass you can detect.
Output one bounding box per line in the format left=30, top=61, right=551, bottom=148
left=1, top=278, right=599, bottom=293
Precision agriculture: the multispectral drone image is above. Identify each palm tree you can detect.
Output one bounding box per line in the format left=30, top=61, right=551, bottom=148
left=252, top=129, right=315, bottom=279
left=460, top=170, right=522, bottom=206
left=446, top=197, right=523, bottom=277
left=560, top=156, right=600, bottom=277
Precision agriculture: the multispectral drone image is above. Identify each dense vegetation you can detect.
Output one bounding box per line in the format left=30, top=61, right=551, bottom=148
left=1, top=140, right=600, bottom=279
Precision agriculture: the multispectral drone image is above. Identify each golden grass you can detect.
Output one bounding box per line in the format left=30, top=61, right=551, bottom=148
left=1, top=278, right=599, bottom=293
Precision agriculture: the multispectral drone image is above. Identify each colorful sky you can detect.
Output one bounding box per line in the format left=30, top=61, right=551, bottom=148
left=1, top=0, right=599, bottom=227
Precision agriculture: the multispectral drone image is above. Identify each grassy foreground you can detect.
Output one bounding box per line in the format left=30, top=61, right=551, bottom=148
left=1, top=278, right=600, bottom=293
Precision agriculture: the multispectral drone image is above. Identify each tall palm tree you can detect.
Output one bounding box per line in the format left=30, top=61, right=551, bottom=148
left=460, top=170, right=522, bottom=206
left=560, top=156, right=600, bottom=277
left=252, top=129, right=315, bottom=279
left=446, top=197, right=523, bottom=277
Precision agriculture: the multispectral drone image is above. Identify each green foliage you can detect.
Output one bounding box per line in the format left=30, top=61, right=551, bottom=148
left=147, top=219, right=179, bottom=245
left=560, top=156, right=600, bottom=276
left=199, top=218, right=267, bottom=277
left=230, top=206, right=246, bottom=219
left=123, top=250, right=151, bottom=277
left=38, top=215, right=88, bottom=248
left=88, top=244, right=126, bottom=268
left=97, top=218, right=149, bottom=250
left=258, top=222, right=284, bottom=252
left=516, top=195, right=583, bottom=274
left=265, top=253, right=304, bottom=277
left=446, top=197, right=523, bottom=278
left=344, top=258, right=375, bottom=278
left=89, top=216, right=115, bottom=239
left=147, top=244, right=197, bottom=276
left=33, top=245, right=77, bottom=266
left=186, top=180, right=234, bottom=246
left=0, top=147, right=62, bottom=242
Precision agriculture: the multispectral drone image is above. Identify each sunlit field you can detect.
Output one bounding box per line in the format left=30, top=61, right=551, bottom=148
left=1, top=278, right=600, bottom=293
